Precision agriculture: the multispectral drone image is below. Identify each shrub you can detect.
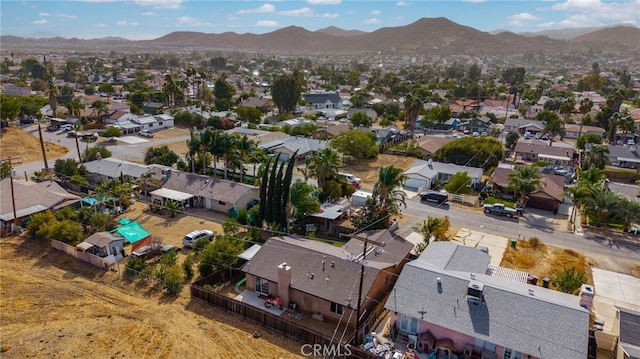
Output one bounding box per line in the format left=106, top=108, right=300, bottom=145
left=182, top=254, right=194, bottom=280
left=528, top=237, right=543, bottom=250
left=192, top=237, right=210, bottom=252
left=552, top=267, right=588, bottom=294
left=163, top=264, right=184, bottom=295
left=125, top=256, right=146, bottom=276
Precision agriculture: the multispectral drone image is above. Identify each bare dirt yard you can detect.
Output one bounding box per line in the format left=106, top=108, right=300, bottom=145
left=0, top=127, right=68, bottom=164
left=0, top=203, right=304, bottom=359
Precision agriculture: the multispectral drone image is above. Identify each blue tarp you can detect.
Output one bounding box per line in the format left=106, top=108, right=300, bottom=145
left=111, top=221, right=150, bottom=244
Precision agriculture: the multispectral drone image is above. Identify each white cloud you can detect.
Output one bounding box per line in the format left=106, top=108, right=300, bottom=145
left=256, top=20, right=278, bottom=27
left=32, top=19, right=47, bottom=24
left=176, top=16, right=210, bottom=26
left=132, top=0, right=183, bottom=9
left=38, top=12, right=77, bottom=19
left=549, top=0, right=640, bottom=27
left=537, top=21, right=556, bottom=27
left=508, top=12, right=540, bottom=26
left=94, top=23, right=107, bottom=28
left=238, top=4, right=276, bottom=14
left=116, top=20, right=139, bottom=26
left=395, top=1, right=412, bottom=6
left=227, top=14, right=238, bottom=21
left=38, top=12, right=50, bottom=16
left=320, top=12, right=339, bottom=18
left=279, top=7, right=314, bottom=16
left=306, top=0, right=341, bottom=4
left=370, top=10, right=381, bottom=15
left=140, top=11, right=158, bottom=16
left=364, top=18, right=382, bottom=24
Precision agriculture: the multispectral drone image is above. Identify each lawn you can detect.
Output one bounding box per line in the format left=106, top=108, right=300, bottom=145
left=482, top=195, right=517, bottom=208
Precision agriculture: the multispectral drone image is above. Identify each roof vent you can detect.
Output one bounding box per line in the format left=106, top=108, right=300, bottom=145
left=470, top=273, right=476, bottom=280
left=466, top=281, right=484, bottom=305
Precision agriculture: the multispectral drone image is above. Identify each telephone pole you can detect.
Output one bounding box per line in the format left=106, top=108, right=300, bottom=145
left=2, top=157, right=21, bottom=232
left=354, top=235, right=368, bottom=347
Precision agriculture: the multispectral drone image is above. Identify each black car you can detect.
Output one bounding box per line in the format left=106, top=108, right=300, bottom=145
left=420, top=191, right=448, bottom=204
left=246, top=199, right=260, bottom=210
left=19, top=117, right=35, bottom=124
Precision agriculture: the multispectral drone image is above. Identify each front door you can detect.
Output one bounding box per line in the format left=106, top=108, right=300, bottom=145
left=399, top=314, right=418, bottom=334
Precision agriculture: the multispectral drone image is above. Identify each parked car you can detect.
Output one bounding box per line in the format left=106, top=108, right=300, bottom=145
left=629, top=228, right=640, bottom=235
left=138, top=130, right=154, bottom=138
left=420, top=191, right=449, bottom=204
left=67, top=131, right=81, bottom=138
left=183, top=229, right=214, bottom=247
left=339, top=173, right=362, bottom=187
left=59, top=124, right=73, bottom=132
left=483, top=203, right=518, bottom=218
left=246, top=199, right=260, bottom=210
left=131, top=243, right=163, bottom=259
left=161, top=244, right=179, bottom=254
left=19, top=117, right=35, bottom=124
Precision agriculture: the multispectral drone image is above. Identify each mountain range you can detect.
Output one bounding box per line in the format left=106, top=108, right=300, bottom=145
left=3, top=17, right=639, bottom=54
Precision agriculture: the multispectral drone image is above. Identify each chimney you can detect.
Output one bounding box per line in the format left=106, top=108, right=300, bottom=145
left=277, top=263, right=291, bottom=308
left=579, top=284, right=594, bottom=310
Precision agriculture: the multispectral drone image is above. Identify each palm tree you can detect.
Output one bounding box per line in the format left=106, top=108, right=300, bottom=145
left=413, top=216, right=450, bottom=254
left=72, top=124, right=83, bottom=162
left=45, top=77, right=59, bottom=118
left=585, top=186, right=619, bottom=227
left=289, top=179, right=321, bottom=220
left=208, top=130, right=226, bottom=177
left=559, top=97, right=576, bottom=134
left=608, top=112, right=622, bottom=145
left=618, top=111, right=635, bottom=145
left=584, top=144, right=609, bottom=170
left=373, top=165, right=409, bottom=215
left=138, top=171, right=161, bottom=200
left=65, top=96, right=85, bottom=119
left=616, top=197, right=640, bottom=232
left=507, top=164, right=544, bottom=209
left=606, top=87, right=625, bottom=113
left=186, top=130, right=201, bottom=173
left=404, top=92, right=422, bottom=143
left=235, top=134, right=256, bottom=183
left=35, top=112, right=49, bottom=172
left=199, top=128, right=212, bottom=175
left=91, top=100, right=109, bottom=122
left=577, top=97, right=593, bottom=138
left=304, top=147, right=342, bottom=189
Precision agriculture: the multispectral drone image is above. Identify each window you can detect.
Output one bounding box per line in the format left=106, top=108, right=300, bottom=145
left=254, top=277, right=269, bottom=295
left=218, top=201, right=226, bottom=205
left=503, top=348, right=523, bottom=359
left=400, top=314, right=418, bottom=334
left=330, top=302, right=343, bottom=315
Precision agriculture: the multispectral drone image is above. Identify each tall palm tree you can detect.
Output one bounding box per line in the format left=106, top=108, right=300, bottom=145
left=186, top=130, right=201, bottom=173
left=585, top=186, right=619, bottom=227
left=584, top=144, right=609, bottom=170
left=404, top=92, right=422, bottom=143
left=616, top=197, right=640, bottom=232
left=507, top=164, right=544, bottom=209
left=304, top=147, right=342, bottom=189
left=618, top=111, right=635, bottom=145
left=199, top=128, right=212, bottom=175
left=208, top=130, right=226, bottom=177
left=606, top=87, right=625, bottom=113
left=608, top=112, right=622, bottom=144
left=91, top=100, right=109, bottom=122
left=72, top=124, right=83, bottom=162
left=35, top=112, right=49, bottom=172
left=559, top=97, right=576, bottom=134
left=65, top=96, right=85, bottom=119
left=373, top=165, right=409, bottom=215
left=235, top=134, right=256, bottom=183
left=577, top=97, right=593, bottom=138
left=45, top=77, right=59, bottom=118
left=220, top=133, right=237, bottom=180
left=138, top=171, right=161, bottom=200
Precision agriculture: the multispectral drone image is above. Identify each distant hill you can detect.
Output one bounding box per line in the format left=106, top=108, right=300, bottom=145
left=4, top=17, right=638, bottom=54
left=315, top=26, right=366, bottom=37
left=515, top=24, right=638, bottom=40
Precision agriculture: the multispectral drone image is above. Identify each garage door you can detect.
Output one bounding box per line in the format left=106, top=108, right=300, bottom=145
left=404, top=177, right=429, bottom=190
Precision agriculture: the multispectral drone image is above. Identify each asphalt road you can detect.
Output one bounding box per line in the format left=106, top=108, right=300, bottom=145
left=15, top=124, right=640, bottom=262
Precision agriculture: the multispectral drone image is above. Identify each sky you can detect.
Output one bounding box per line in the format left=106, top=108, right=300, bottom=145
left=1, top=0, right=639, bottom=40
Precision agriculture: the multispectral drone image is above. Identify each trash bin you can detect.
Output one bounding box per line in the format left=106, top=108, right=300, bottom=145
left=510, top=239, right=517, bottom=249
left=527, top=275, right=538, bottom=285
left=542, top=278, right=551, bottom=288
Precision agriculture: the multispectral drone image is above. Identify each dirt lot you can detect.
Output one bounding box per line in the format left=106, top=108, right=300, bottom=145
left=0, top=203, right=303, bottom=359
left=0, top=127, right=68, bottom=164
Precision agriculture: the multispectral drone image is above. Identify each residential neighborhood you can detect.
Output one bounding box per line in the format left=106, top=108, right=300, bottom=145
left=2, top=9, right=640, bottom=359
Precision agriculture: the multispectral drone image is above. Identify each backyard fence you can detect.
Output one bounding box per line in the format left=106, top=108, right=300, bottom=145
left=448, top=193, right=479, bottom=207
left=51, top=239, right=116, bottom=270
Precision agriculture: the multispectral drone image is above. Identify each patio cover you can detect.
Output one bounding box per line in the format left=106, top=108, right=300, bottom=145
left=112, top=221, right=150, bottom=244
left=76, top=242, right=94, bottom=251
left=538, top=154, right=571, bottom=161
left=238, top=244, right=262, bottom=261
left=0, top=204, right=48, bottom=221
left=150, top=188, right=194, bottom=202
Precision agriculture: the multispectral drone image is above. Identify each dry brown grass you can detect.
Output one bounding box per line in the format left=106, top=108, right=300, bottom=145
left=500, top=237, right=595, bottom=286
left=0, top=127, right=68, bottom=164
left=341, top=154, right=417, bottom=187
left=631, top=265, right=640, bottom=279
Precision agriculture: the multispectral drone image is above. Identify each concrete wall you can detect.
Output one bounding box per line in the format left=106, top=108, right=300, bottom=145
left=51, top=239, right=115, bottom=269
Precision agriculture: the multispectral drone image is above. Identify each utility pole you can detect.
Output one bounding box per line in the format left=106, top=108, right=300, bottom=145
left=3, top=157, right=20, bottom=232
left=354, top=235, right=368, bottom=347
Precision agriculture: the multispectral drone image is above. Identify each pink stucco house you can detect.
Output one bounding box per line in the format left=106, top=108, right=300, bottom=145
left=385, top=242, right=590, bottom=359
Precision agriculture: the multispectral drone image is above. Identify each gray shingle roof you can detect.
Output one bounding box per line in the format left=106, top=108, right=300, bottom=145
left=404, top=160, right=484, bottom=180
left=83, top=158, right=152, bottom=179
left=162, top=170, right=257, bottom=204
left=0, top=179, right=80, bottom=220
left=618, top=307, right=640, bottom=358
left=303, top=93, right=341, bottom=104
left=385, top=242, right=589, bottom=359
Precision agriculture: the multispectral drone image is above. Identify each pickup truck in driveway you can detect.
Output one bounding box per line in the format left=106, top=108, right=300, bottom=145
left=483, top=203, right=518, bottom=218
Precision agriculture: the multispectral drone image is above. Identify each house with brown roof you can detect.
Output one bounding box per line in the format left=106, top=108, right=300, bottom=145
left=242, top=230, right=413, bottom=330
left=514, top=140, right=575, bottom=166
left=415, top=136, right=455, bottom=157
left=490, top=167, right=565, bottom=213
left=563, top=124, right=606, bottom=139
left=311, top=121, right=351, bottom=140
left=240, top=96, right=275, bottom=114
left=0, top=179, right=80, bottom=237
left=151, top=169, right=258, bottom=214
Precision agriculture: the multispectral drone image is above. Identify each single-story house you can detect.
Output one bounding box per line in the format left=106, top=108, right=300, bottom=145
left=604, top=145, right=640, bottom=169
left=82, top=158, right=161, bottom=186
left=347, top=108, right=378, bottom=123
left=456, top=116, right=495, bottom=134
left=490, top=167, right=565, bottom=213
left=303, top=92, right=342, bottom=110
left=155, top=169, right=258, bottom=214
left=385, top=242, right=590, bottom=359
left=311, top=122, right=351, bottom=140
left=564, top=124, right=606, bottom=139
left=80, top=231, right=125, bottom=261
left=514, top=140, right=575, bottom=166
left=415, top=136, right=456, bottom=157
left=403, top=159, right=484, bottom=191
left=0, top=179, right=80, bottom=237
left=143, top=102, right=165, bottom=114
left=242, top=230, right=413, bottom=330
left=240, top=97, right=275, bottom=114
left=504, top=118, right=545, bottom=135
left=260, top=136, right=329, bottom=163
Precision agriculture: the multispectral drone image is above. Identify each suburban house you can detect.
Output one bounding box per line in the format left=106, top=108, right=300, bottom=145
left=311, top=121, right=351, bottom=140
left=348, top=108, right=378, bottom=123
left=150, top=169, right=258, bottom=214
left=564, top=124, right=606, bottom=139
left=490, top=167, right=565, bottom=213
left=368, top=126, right=410, bottom=145
left=456, top=116, right=495, bottom=135
left=78, top=231, right=125, bottom=262
left=82, top=158, right=167, bottom=186
left=415, top=136, right=455, bottom=158
left=104, top=111, right=174, bottom=134
left=514, top=140, right=575, bottom=166
left=240, top=96, right=275, bottom=114
left=260, top=136, right=329, bottom=163
left=303, top=92, right=342, bottom=110
left=504, top=118, right=545, bottom=135
left=385, top=242, right=590, bottom=359
left=0, top=179, right=80, bottom=237
left=143, top=102, right=165, bottom=114
left=403, top=159, right=484, bottom=191
left=617, top=307, right=640, bottom=359
left=604, top=145, right=640, bottom=169
left=242, top=230, right=413, bottom=330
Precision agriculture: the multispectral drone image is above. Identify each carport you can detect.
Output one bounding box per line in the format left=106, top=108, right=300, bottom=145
left=149, top=188, right=195, bottom=211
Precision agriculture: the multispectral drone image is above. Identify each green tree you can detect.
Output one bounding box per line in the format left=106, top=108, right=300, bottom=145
left=163, top=264, right=184, bottom=295
left=85, top=146, right=112, bottom=161
left=26, top=211, right=57, bottom=240
left=182, top=254, right=194, bottom=280
left=445, top=172, right=472, bottom=194
left=584, top=186, right=619, bottom=227
left=222, top=218, right=240, bottom=236
left=584, top=144, right=609, bottom=170
left=578, top=97, right=593, bottom=138
left=198, top=236, right=244, bottom=277
left=552, top=267, right=588, bottom=294
left=421, top=105, right=452, bottom=125
left=138, top=171, right=161, bottom=199
left=271, top=74, right=301, bottom=114
left=49, top=220, right=84, bottom=245
left=54, top=158, right=87, bottom=178
left=351, top=197, right=390, bottom=230
left=373, top=165, right=408, bottom=215
left=505, top=129, right=520, bottom=150
left=289, top=179, right=320, bottom=219
left=89, top=212, right=111, bottom=232
left=349, top=111, right=373, bottom=128
left=538, top=110, right=564, bottom=140
left=507, top=165, right=544, bottom=208
left=436, top=137, right=503, bottom=170
left=618, top=111, right=635, bottom=144
left=0, top=94, right=22, bottom=121
left=303, top=147, right=341, bottom=189
left=615, top=197, right=640, bottom=232
left=45, top=76, right=59, bottom=117
left=576, top=133, right=603, bottom=151
left=330, top=130, right=378, bottom=161
left=144, top=146, right=179, bottom=166
left=413, top=216, right=451, bottom=254
left=404, top=92, right=423, bottom=140
left=213, top=74, right=236, bottom=103
left=101, top=126, right=123, bottom=138
left=236, top=106, right=263, bottom=125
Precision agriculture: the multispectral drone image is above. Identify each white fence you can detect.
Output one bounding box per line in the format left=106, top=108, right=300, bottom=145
left=51, top=240, right=115, bottom=270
